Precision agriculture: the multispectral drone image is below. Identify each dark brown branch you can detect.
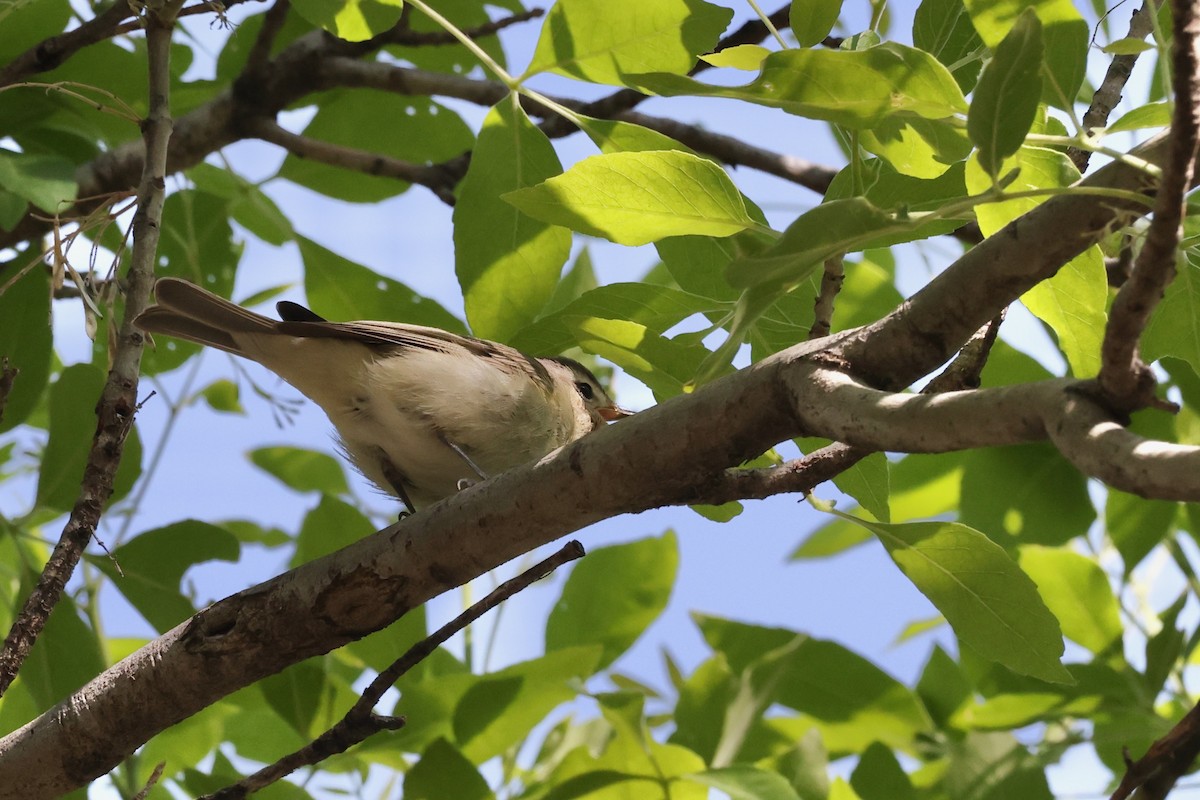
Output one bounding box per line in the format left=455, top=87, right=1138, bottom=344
left=922, top=312, right=1005, bottom=394
left=1070, top=1, right=1159, bottom=172
left=0, top=0, right=179, bottom=697
left=1099, top=0, right=1200, bottom=408
left=1111, top=697, right=1200, bottom=800
left=0, top=358, right=16, bottom=427
left=202, top=541, right=586, bottom=800
left=246, top=116, right=460, bottom=205
left=0, top=0, right=252, bottom=88
left=242, top=0, right=291, bottom=78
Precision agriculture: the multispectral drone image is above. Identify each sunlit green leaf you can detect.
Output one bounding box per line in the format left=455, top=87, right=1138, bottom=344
left=249, top=446, right=349, bottom=496
left=968, top=9, right=1043, bottom=177
left=504, top=151, right=758, bottom=246
left=631, top=44, right=967, bottom=127
left=833, top=513, right=1071, bottom=682
left=547, top=531, right=678, bottom=669
left=455, top=98, right=570, bottom=341
left=525, top=0, right=732, bottom=85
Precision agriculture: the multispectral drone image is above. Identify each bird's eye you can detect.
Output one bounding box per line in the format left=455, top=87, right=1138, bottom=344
left=575, top=381, right=595, bottom=400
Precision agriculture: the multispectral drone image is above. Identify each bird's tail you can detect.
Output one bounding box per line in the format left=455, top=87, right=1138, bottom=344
left=135, top=278, right=279, bottom=357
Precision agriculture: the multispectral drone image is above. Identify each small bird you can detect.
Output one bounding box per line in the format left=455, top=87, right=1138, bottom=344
left=136, top=278, right=629, bottom=513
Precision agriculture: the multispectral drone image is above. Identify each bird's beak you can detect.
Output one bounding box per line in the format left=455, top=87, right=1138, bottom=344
left=599, top=405, right=634, bottom=421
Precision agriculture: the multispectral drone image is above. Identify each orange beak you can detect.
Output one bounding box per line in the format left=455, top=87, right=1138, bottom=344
left=599, top=405, right=634, bottom=421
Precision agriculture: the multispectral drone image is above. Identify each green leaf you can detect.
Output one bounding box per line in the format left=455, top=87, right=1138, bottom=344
left=631, top=44, right=968, bottom=128
left=790, top=517, right=873, bottom=559
left=197, top=379, right=244, bottom=414
left=546, top=531, right=678, bottom=669
left=510, top=282, right=724, bottom=356
left=1107, top=101, right=1172, bottom=134
left=454, top=98, right=570, bottom=341
left=453, top=645, right=602, bottom=762
left=858, top=116, right=973, bottom=179
left=963, top=0, right=1087, bottom=110
left=916, top=645, right=972, bottom=725
left=504, top=150, right=757, bottom=246
left=1017, top=546, right=1122, bottom=654
left=524, top=0, right=732, bottom=86
left=687, top=766, right=802, bottom=800
left=727, top=198, right=924, bottom=290
left=96, top=521, right=240, bottom=633
left=249, top=446, right=349, bottom=496
left=187, top=163, right=293, bottom=246
left=944, top=731, right=1054, bottom=800
left=1143, top=250, right=1200, bottom=371
left=288, top=0, right=403, bottom=42
left=851, top=742, right=916, bottom=800
left=696, top=615, right=933, bottom=753
left=699, top=44, right=772, bottom=70
left=560, top=317, right=717, bottom=398
left=291, top=494, right=375, bottom=567
left=835, top=513, right=1071, bottom=683
left=966, top=149, right=1106, bottom=376
left=959, top=443, right=1094, bottom=546
left=299, top=236, right=466, bottom=333
left=0, top=149, right=76, bottom=213
left=1102, top=37, right=1154, bottom=55
left=0, top=260, right=51, bottom=432
left=580, top=115, right=695, bottom=155
left=0, top=0, right=72, bottom=65
left=260, top=658, right=353, bottom=738
left=278, top=91, right=471, bottom=202
left=1106, top=490, right=1177, bottom=572
left=36, top=364, right=143, bottom=512
left=791, top=0, right=843, bottom=47
left=404, top=739, right=491, bottom=800
left=913, top=0, right=986, bottom=91
left=968, top=9, right=1043, bottom=178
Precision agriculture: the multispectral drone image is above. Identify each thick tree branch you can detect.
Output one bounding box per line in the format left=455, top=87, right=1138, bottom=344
left=7, top=321, right=1200, bottom=796
left=1099, top=0, right=1200, bottom=406
left=835, top=132, right=1171, bottom=391
left=203, top=541, right=584, bottom=800
left=0, top=0, right=179, bottom=698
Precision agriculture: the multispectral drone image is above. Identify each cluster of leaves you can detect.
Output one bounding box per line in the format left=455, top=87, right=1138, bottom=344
left=3, top=0, right=1200, bottom=797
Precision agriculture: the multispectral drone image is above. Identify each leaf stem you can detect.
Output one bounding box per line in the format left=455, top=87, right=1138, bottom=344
left=745, top=0, right=788, bottom=48
left=405, top=0, right=516, bottom=87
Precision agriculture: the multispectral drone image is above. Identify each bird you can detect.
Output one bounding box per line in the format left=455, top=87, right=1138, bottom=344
left=135, top=278, right=630, bottom=513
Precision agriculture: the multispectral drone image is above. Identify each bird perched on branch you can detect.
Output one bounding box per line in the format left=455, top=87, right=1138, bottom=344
left=136, top=278, right=629, bottom=513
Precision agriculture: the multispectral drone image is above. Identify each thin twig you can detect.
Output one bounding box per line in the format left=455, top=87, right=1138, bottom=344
left=1069, top=1, right=1159, bottom=172
left=922, top=312, right=1005, bottom=394
left=0, top=0, right=181, bottom=697
left=1110, top=698, right=1200, bottom=799
left=1099, top=0, right=1200, bottom=409
left=242, top=0, right=290, bottom=78
left=201, top=540, right=586, bottom=800
left=809, top=256, right=846, bottom=340
left=246, top=116, right=460, bottom=205
left=131, top=762, right=166, bottom=800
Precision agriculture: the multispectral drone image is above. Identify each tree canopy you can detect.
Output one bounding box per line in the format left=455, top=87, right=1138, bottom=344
left=1, top=0, right=1200, bottom=798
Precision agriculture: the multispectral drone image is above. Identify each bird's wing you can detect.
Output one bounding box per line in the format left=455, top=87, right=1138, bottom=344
left=274, top=318, right=553, bottom=385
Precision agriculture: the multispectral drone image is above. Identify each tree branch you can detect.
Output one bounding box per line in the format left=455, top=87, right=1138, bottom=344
left=835, top=131, right=1172, bottom=392
left=246, top=116, right=460, bottom=204
left=202, top=541, right=585, bottom=800
left=0, top=0, right=179, bottom=698
left=1069, top=0, right=1159, bottom=172
left=1099, top=0, right=1200, bottom=407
